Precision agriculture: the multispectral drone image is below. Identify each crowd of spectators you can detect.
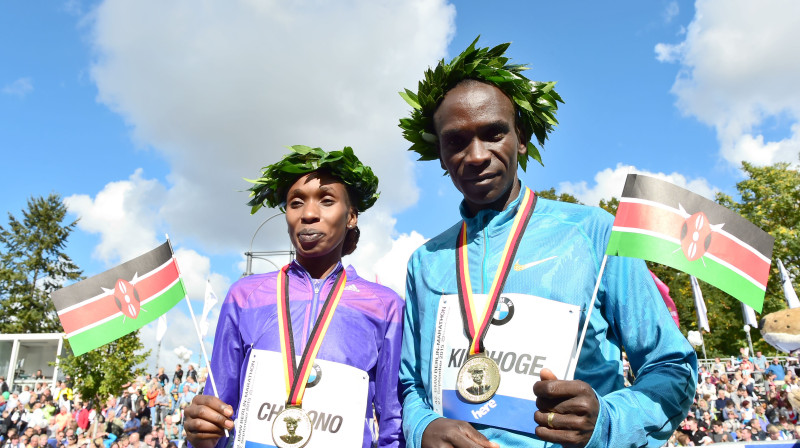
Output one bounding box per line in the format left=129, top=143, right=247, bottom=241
left=3, top=351, right=799, bottom=447
left=667, top=349, right=800, bottom=446
left=0, top=364, right=205, bottom=448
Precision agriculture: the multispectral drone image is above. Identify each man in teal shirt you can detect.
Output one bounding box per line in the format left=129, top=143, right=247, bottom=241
left=398, top=38, right=697, bottom=448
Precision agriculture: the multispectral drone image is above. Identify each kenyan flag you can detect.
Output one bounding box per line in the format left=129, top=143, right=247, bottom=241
left=51, top=241, right=186, bottom=356
left=606, top=174, right=774, bottom=312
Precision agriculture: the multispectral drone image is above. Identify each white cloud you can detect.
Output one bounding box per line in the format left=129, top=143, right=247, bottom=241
left=654, top=42, right=683, bottom=63
left=663, top=1, right=679, bottom=23
left=65, top=169, right=164, bottom=263
left=559, top=163, right=718, bottom=206
left=76, top=2, right=455, bottom=358
left=2, top=77, right=33, bottom=97
left=343, top=209, right=427, bottom=297
left=655, top=0, right=800, bottom=167
left=87, top=0, right=456, bottom=260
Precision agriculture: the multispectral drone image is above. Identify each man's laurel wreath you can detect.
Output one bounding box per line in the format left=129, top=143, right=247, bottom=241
left=398, top=36, right=564, bottom=171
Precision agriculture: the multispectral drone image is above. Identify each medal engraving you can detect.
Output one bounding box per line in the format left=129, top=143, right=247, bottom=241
left=272, top=407, right=312, bottom=448
left=457, top=354, right=500, bottom=403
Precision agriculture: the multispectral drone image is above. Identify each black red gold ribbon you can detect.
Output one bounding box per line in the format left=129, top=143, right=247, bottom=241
left=276, top=264, right=347, bottom=406
left=456, top=188, right=536, bottom=356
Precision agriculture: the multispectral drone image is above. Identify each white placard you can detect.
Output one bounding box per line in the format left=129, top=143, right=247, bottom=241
left=234, top=349, right=369, bottom=448
left=431, top=293, right=581, bottom=435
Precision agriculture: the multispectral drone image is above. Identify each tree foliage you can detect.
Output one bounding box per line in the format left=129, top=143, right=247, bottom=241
left=57, top=332, right=149, bottom=404
left=535, top=187, right=581, bottom=204
left=0, top=194, right=82, bottom=333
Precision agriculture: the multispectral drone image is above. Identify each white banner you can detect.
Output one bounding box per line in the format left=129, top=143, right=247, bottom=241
left=156, top=314, right=168, bottom=342
left=234, top=349, right=368, bottom=448
left=778, top=259, right=800, bottom=309
left=691, top=276, right=710, bottom=332
left=431, top=293, right=580, bottom=435
left=200, top=280, right=219, bottom=337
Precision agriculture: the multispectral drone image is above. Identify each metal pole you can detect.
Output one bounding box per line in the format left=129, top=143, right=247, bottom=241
left=700, top=333, right=708, bottom=360
left=155, top=339, right=162, bottom=371
left=744, top=325, right=755, bottom=360
left=245, top=251, right=253, bottom=277
left=244, top=212, right=286, bottom=276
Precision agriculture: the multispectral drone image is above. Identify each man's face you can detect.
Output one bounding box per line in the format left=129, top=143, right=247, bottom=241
left=713, top=424, right=723, bottom=434
left=751, top=420, right=761, bottom=430
left=434, top=81, right=526, bottom=215
left=471, top=369, right=484, bottom=385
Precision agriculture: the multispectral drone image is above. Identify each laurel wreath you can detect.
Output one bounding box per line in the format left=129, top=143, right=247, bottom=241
left=398, top=36, right=564, bottom=171
left=246, top=145, right=380, bottom=214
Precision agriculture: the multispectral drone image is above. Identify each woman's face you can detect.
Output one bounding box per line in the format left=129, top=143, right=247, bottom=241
left=285, top=172, right=356, bottom=267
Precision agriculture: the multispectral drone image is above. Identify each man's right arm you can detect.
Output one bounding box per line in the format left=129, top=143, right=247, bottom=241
left=399, top=261, right=442, bottom=448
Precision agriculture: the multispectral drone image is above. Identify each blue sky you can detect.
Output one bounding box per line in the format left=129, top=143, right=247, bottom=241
left=2, top=0, right=799, bottom=370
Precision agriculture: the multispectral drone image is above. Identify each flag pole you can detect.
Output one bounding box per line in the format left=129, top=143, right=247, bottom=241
left=165, top=235, right=228, bottom=437
left=700, top=333, right=708, bottom=360
left=567, top=254, right=608, bottom=379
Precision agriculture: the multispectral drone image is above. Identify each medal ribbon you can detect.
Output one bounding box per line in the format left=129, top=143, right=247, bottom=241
left=276, top=264, right=347, bottom=407
left=456, top=188, right=536, bottom=356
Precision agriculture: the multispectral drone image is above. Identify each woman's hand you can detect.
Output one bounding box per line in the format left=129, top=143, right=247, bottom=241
left=184, top=395, right=234, bottom=448
left=421, top=417, right=499, bottom=448
left=533, top=368, right=599, bottom=448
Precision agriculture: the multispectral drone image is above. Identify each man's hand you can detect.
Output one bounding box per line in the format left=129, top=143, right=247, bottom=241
left=184, top=395, right=234, bottom=448
left=533, top=368, right=599, bottom=448
left=421, top=418, right=499, bottom=448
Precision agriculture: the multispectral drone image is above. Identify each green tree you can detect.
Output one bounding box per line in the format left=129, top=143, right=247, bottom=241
left=58, top=333, right=149, bottom=404
left=598, top=197, right=619, bottom=216
left=535, top=187, right=581, bottom=204
left=715, top=160, right=800, bottom=355
left=0, top=194, right=82, bottom=333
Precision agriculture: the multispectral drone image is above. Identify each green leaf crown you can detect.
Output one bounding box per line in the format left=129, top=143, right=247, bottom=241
left=246, top=145, right=380, bottom=214
left=398, top=36, right=564, bottom=171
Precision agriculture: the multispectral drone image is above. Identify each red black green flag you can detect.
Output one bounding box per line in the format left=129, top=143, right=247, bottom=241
left=606, top=174, right=774, bottom=312
left=51, top=241, right=186, bottom=356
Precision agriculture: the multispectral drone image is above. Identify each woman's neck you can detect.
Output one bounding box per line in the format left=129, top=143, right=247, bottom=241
left=296, top=252, right=342, bottom=279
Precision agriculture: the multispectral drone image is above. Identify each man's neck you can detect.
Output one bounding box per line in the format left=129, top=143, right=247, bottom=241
left=464, top=177, right=521, bottom=217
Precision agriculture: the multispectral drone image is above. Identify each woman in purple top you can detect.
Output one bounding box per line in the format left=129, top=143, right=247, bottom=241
left=184, top=146, right=405, bottom=448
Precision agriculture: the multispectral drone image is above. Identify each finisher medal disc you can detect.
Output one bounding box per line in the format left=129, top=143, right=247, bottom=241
left=272, top=407, right=313, bottom=448
left=456, top=354, right=501, bottom=403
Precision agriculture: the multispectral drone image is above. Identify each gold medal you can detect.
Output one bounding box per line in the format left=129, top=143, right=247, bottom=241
left=272, top=406, right=312, bottom=448
left=456, top=354, right=501, bottom=403
left=455, top=188, right=536, bottom=403
left=273, top=265, right=347, bottom=447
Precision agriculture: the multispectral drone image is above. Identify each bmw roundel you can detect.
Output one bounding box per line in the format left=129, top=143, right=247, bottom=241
left=306, top=363, right=322, bottom=388
left=491, top=296, right=514, bottom=326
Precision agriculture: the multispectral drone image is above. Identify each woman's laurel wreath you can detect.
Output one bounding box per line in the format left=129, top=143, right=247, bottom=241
left=246, top=145, right=379, bottom=214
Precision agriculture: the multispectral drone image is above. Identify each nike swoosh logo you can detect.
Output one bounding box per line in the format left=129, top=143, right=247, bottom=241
left=513, top=255, right=557, bottom=272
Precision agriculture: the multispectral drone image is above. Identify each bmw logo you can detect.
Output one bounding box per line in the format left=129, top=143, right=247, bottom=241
left=306, top=363, right=322, bottom=388
left=491, top=296, right=514, bottom=326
